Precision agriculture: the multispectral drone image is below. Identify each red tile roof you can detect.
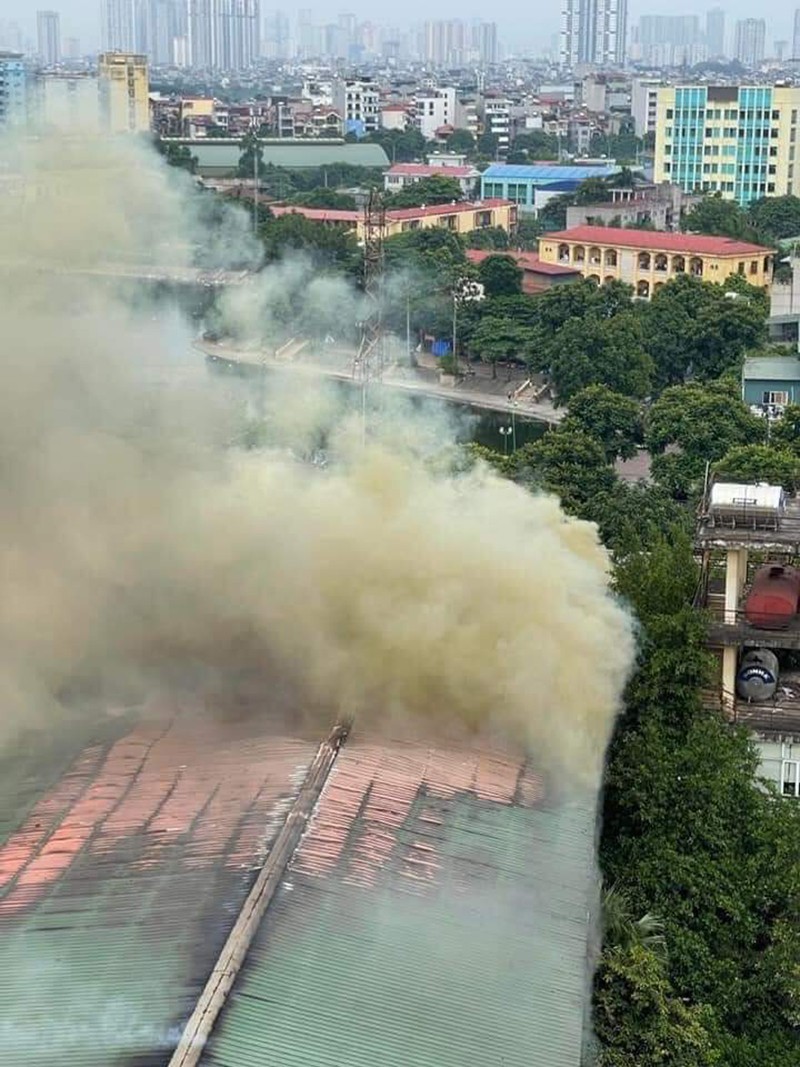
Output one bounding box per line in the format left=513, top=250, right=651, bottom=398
left=545, top=225, right=773, bottom=256
left=387, top=163, right=477, bottom=179
left=271, top=206, right=360, bottom=223
left=465, top=249, right=581, bottom=275
left=270, top=200, right=514, bottom=226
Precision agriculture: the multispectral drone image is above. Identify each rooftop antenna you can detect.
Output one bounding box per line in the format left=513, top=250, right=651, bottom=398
left=353, top=188, right=386, bottom=444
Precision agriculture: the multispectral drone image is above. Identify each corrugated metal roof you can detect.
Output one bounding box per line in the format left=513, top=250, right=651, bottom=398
left=743, top=357, right=800, bottom=381
left=0, top=712, right=317, bottom=1066
left=482, top=163, right=619, bottom=182
left=187, top=142, right=390, bottom=174
left=200, top=739, right=597, bottom=1067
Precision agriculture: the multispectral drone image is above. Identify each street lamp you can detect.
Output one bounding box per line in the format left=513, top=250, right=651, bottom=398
left=499, top=425, right=512, bottom=455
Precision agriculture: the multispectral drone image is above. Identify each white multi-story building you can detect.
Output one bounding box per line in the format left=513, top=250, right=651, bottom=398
left=560, top=0, right=627, bottom=67
left=37, top=10, right=61, bottom=66
left=482, top=96, right=511, bottom=152
left=333, top=77, right=379, bottom=136
left=734, top=19, right=766, bottom=67
left=415, top=87, right=456, bottom=140
left=32, top=72, right=101, bottom=131
left=187, top=0, right=260, bottom=71
left=103, top=0, right=136, bottom=52
left=631, top=77, right=661, bottom=138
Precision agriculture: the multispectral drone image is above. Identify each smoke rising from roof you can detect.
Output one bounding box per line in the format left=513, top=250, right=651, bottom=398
left=0, top=132, right=634, bottom=787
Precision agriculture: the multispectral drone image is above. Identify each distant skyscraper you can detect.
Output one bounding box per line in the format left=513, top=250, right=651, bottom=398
left=794, top=9, right=800, bottom=60
left=560, top=0, right=627, bottom=67
left=476, top=22, right=498, bottom=65
left=147, top=0, right=188, bottom=66
left=706, top=7, right=725, bottom=58
left=103, top=0, right=136, bottom=52
left=188, top=0, right=260, bottom=71
left=638, top=15, right=701, bottom=66
left=263, top=10, right=289, bottom=58
left=37, top=11, right=61, bottom=66
left=734, top=18, right=766, bottom=67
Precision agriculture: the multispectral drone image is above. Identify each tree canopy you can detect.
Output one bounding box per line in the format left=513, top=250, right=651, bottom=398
left=384, top=174, right=465, bottom=208
left=477, top=254, right=523, bottom=298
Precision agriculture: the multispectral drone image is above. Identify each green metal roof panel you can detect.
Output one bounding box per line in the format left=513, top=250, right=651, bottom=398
left=187, top=141, right=390, bottom=173
left=201, top=741, right=598, bottom=1067
left=0, top=713, right=317, bottom=1065
left=743, top=357, right=800, bottom=381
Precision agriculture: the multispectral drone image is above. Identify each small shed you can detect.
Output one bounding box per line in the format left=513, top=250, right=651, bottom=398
left=742, top=356, right=800, bottom=410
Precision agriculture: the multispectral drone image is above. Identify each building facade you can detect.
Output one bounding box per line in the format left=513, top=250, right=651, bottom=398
left=560, top=0, right=627, bottom=67
left=103, top=0, right=136, bottom=52
left=631, top=77, right=661, bottom=138
left=187, top=0, right=260, bottom=71
left=706, top=7, right=726, bottom=58
left=31, top=72, right=101, bottom=132
left=37, top=10, right=61, bottom=66
left=734, top=19, right=766, bottom=66
left=270, top=199, right=517, bottom=241
left=481, top=162, right=621, bottom=214
left=0, top=51, right=26, bottom=129
left=539, top=225, right=773, bottom=297
left=98, top=51, right=149, bottom=133
left=654, top=84, right=800, bottom=204
left=333, top=77, right=378, bottom=137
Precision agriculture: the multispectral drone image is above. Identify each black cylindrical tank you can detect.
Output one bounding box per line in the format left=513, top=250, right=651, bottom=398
left=736, top=648, right=779, bottom=701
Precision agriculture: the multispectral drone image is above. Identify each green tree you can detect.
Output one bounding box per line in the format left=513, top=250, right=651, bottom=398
left=236, top=132, right=263, bottom=179
left=365, top=126, right=426, bottom=163
left=289, top=188, right=357, bottom=210
left=259, top=213, right=359, bottom=271
left=682, top=194, right=751, bottom=238
left=537, top=192, right=574, bottom=230
left=646, top=380, right=765, bottom=497
left=574, top=176, right=614, bottom=205
left=384, top=174, right=464, bottom=208
left=477, top=254, right=523, bottom=297
left=466, top=226, right=510, bottom=250
left=548, top=313, right=653, bottom=403
left=714, top=443, right=800, bottom=490
left=467, top=316, right=537, bottom=377
left=589, top=482, right=692, bottom=560
left=514, top=215, right=544, bottom=250
left=477, top=129, right=499, bottom=159
left=561, top=385, right=642, bottom=461
left=156, top=139, right=198, bottom=174
left=770, top=403, right=800, bottom=451
left=747, top=195, right=800, bottom=241
left=445, top=128, right=476, bottom=155
left=516, top=428, right=617, bottom=512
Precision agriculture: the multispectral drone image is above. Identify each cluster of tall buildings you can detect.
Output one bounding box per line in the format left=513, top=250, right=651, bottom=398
left=560, top=0, right=628, bottom=67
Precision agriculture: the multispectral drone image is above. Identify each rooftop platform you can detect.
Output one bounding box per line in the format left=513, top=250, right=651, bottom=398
left=696, top=493, right=800, bottom=551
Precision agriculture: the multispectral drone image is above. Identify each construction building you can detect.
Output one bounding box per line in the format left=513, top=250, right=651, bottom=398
left=653, top=84, right=800, bottom=204
left=538, top=225, right=774, bottom=297
left=98, top=51, right=150, bottom=133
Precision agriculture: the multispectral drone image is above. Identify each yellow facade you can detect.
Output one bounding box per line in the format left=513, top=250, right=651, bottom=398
left=98, top=52, right=149, bottom=134
left=654, top=84, right=800, bottom=203
left=538, top=232, right=773, bottom=298
left=361, top=201, right=517, bottom=242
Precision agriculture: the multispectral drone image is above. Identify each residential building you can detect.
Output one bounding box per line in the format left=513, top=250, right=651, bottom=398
left=466, top=248, right=581, bottom=293
left=481, top=162, right=621, bottom=215
left=654, top=84, right=800, bottom=204
left=37, top=10, right=61, bottom=66
left=187, top=0, right=260, bottom=71
left=270, top=199, right=518, bottom=241
left=734, top=19, right=766, bottom=66
left=794, top=10, right=800, bottom=60
left=31, top=71, right=101, bottom=132
left=742, top=355, right=800, bottom=410
left=147, top=0, right=189, bottom=67
left=482, top=96, right=511, bottom=153
left=637, top=14, right=703, bottom=66
left=582, top=73, right=630, bottom=115
left=706, top=7, right=726, bottom=58
left=333, top=77, right=378, bottom=137
left=415, top=87, right=456, bottom=141
left=565, top=182, right=702, bottom=230
left=539, top=225, right=774, bottom=298
left=383, top=162, right=479, bottom=197
left=560, top=0, right=628, bottom=68
left=0, top=51, right=26, bottom=129
left=103, top=0, right=136, bottom=52
left=631, top=77, right=661, bottom=138
left=476, top=22, right=498, bottom=65
left=380, top=104, right=409, bottom=131
left=98, top=51, right=149, bottom=133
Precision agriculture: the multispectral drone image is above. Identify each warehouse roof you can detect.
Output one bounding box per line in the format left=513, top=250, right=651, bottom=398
left=743, top=356, right=800, bottom=381
left=482, top=163, right=620, bottom=182
left=546, top=225, right=773, bottom=256
left=180, top=139, right=390, bottom=173
left=387, top=162, right=478, bottom=179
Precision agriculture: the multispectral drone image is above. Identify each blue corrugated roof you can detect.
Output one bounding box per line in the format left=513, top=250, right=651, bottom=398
left=482, top=164, right=619, bottom=181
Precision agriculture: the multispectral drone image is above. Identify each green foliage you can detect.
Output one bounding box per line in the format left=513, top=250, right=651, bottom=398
left=384, top=174, right=464, bottom=208
left=589, top=483, right=692, bottom=561
left=477, top=254, right=522, bottom=298
left=548, top=312, right=653, bottom=404
left=467, top=316, right=538, bottom=377
left=682, top=194, right=757, bottom=240
left=258, top=213, right=359, bottom=272
left=364, top=126, right=427, bottom=163
left=748, top=195, right=800, bottom=241
left=714, top=443, right=800, bottom=490
left=537, top=193, right=573, bottom=230
left=507, top=130, right=560, bottom=161
left=685, top=192, right=800, bottom=245
left=236, top=132, right=263, bottom=179
left=445, top=128, right=476, bottom=155
left=288, top=188, right=357, bottom=210
left=513, top=215, right=544, bottom=250
left=156, top=139, right=198, bottom=174
left=594, top=944, right=720, bottom=1067
left=770, top=403, right=800, bottom=452
left=642, top=274, right=768, bottom=389
left=561, top=385, right=642, bottom=461
left=646, top=380, right=765, bottom=497
left=516, top=428, right=617, bottom=512
left=466, top=226, right=510, bottom=250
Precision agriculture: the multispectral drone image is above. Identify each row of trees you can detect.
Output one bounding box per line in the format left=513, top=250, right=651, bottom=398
left=683, top=193, right=800, bottom=246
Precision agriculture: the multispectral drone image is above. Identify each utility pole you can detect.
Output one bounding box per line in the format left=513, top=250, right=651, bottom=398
left=252, top=134, right=259, bottom=235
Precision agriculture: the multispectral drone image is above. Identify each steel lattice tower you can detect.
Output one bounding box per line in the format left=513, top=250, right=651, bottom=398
left=353, top=189, right=386, bottom=386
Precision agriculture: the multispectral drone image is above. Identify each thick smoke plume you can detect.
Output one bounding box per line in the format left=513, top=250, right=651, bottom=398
left=0, top=133, right=634, bottom=786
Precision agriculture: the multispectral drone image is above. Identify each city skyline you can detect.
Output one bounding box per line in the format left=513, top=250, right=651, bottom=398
left=1, top=1, right=798, bottom=59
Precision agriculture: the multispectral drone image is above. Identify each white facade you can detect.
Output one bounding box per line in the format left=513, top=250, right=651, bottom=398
left=757, top=739, right=800, bottom=797
left=334, top=77, right=379, bottom=135
left=103, top=0, right=136, bottom=52
left=483, top=97, right=511, bottom=150
left=734, top=18, right=766, bottom=66
left=37, top=10, right=61, bottom=66
left=415, top=87, right=456, bottom=140
left=631, top=78, right=661, bottom=138
left=187, top=0, right=260, bottom=71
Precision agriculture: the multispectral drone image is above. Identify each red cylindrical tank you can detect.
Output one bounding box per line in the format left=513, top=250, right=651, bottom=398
left=744, top=564, right=800, bottom=629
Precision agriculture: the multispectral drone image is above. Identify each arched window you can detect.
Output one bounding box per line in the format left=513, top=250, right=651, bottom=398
left=589, top=245, right=602, bottom=266
left=637, top=279, right=651, bottom=298
left=604, top=275, right=616, bottom=285
left=672, top=255, right=686, bottom=273
left=604, top=248, right=618, bottom=267
left=654, top=253, right=668, bottom=272
left=558, top=243, right=570, bottom=262
left=573, top=245, right=586, bottom=263
left=689, top=256, right=704, bottom=276
left=637, top=251, right=651, bottom=270
left=587, top=274, right=601, bottom=285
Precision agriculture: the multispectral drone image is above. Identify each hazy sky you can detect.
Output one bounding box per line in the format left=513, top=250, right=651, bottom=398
left=2, top=2, right=796, bottom=56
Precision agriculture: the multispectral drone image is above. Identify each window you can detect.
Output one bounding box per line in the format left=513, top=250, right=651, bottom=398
left=750, top=260, right=758, bottom=274
left=782, top=759, right=800, bottom=796
left=763, top=390, right=790, bottom=405
left=666, top=108, right=673, bottom=118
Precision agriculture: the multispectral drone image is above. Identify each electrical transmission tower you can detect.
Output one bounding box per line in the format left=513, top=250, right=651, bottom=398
left=353, top=189, right=386, bottom=387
